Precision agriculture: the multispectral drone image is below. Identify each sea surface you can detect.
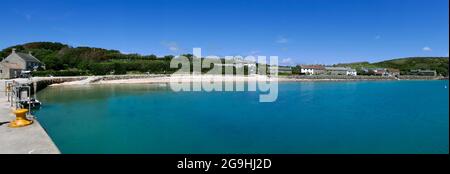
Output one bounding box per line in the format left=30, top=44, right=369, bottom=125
left=35, top=80, right=449, bottom=154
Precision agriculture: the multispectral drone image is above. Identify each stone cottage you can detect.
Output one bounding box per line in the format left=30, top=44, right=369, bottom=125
left=0, top=48, right=43, bottom=79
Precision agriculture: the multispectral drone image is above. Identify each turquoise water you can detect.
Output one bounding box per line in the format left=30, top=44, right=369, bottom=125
left=35, top=81, right=449, bottom=154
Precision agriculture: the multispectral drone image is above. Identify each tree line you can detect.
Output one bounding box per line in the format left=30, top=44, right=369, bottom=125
left=0, top=42, right=257, bottom=76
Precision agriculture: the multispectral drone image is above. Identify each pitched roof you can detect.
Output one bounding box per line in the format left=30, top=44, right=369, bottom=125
left=374, top=70, right=386, bottom=75
left=325, top=67, right=355, bottom=71
left=15, top=52, right=42, bottom=63
left=300, top=65, right=325, bottom=70
left=387, top=68, right=400, bottom=73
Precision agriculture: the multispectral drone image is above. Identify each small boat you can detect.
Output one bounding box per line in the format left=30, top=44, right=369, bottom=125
left=19, top=98, right=42, bottom=109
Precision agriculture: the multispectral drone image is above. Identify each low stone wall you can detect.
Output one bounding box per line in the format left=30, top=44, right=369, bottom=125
left=28, top=77, right=87, bottom=94
left=91, top=74, right=170, bottom=83
left=287, top=75, right=396, bottom=80
left=398, top=75, right=443, bottom=80
left=287, top=75, right=447, bottom=81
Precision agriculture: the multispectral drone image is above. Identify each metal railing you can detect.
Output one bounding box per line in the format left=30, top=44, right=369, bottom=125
left=4, top=80, right=32, bottom=116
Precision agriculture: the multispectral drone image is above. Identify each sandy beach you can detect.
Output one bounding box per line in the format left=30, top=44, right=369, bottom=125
left=48, top=74, right=413, bottom=86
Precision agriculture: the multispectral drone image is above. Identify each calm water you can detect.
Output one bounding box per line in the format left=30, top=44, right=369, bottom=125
left=35, top=81, right=449, bottom=154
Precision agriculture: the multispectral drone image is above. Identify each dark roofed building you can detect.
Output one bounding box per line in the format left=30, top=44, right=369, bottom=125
left=300, top=65, right=325, bottom=75
left=14, top=52, right=42, bottom=63
left=387, top=68, right=400, bottom=77
left=325, top=67, right=358, bottom=76
left=0, top=48, right=44, bottom=79
left=410, top=69, right=437, bottom=76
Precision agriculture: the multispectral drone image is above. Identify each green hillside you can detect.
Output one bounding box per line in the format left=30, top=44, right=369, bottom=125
left=335, top=57, right=449, bottom=76
left=0, top=42, right=253, bottom=76
left=2, top=42, right=449, bottom=76
left=0, top=42, right=175, bottom=75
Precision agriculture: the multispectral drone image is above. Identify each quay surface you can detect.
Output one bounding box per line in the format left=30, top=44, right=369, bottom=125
left=0, top=77, right=86, bottom=154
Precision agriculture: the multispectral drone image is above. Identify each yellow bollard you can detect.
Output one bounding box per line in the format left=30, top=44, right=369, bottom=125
left=9, top=109, right=33, bottom=128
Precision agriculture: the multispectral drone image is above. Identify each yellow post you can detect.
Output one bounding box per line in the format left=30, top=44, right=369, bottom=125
left=9, top=109, right=33, bottom=128
left=5, top=84, right=11, bottom=97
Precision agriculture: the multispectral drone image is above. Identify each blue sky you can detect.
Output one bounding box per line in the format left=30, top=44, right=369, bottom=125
left=0, top=0, right=448, bottom=65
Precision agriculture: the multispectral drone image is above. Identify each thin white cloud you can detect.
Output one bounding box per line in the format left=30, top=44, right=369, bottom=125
left=169, top=46, right=179, bottom=51
left=248, top=50, right=260, bottom=56
left=423, top=46, right=432, bottom=52
left=162, top=41, right=180, bottom=52
left=280, top=58, right=295, bottom=66
left=276, top=36, right=289, bottom=44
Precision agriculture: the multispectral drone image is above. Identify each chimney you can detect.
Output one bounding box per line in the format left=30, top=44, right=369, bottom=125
left=12, top=48, right=16, bottom=53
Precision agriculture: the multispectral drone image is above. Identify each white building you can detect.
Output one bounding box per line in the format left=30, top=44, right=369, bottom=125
left=300, top=65, right=325, bottom=75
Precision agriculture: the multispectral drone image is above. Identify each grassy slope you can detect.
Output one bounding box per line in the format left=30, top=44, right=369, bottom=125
left=335, top=57, right=449, bottom=76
